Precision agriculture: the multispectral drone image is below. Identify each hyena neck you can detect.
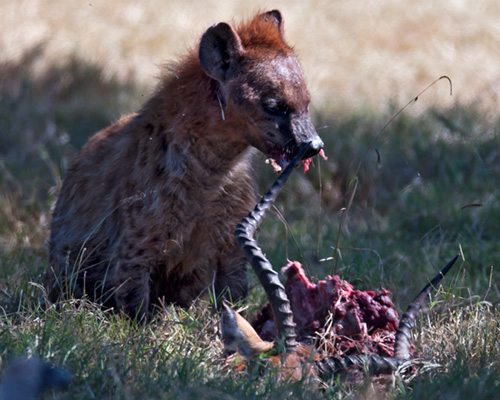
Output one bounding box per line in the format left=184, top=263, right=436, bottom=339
left=141, top=53, right=251, bottom=177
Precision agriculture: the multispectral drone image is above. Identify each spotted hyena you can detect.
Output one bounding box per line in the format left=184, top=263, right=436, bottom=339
left=47, top=10, right=324, bottom=318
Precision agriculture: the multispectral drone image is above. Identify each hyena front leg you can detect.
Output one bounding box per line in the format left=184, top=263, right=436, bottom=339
left=113, top=261, right=151, bottom=320
left=215, top=249, right=249, bottom=304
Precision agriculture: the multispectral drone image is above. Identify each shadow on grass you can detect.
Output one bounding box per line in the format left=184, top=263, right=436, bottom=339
left=5, top=44, right=144, bottom=158
left=258, top=103, right=500, bottom=306
left=0, top=42, right=143, bottom=189
left=0, top=44, right=146, bottom=295
left=0, top=43, right=143, bottom=246
left=1, top=43, right=499, bottom=305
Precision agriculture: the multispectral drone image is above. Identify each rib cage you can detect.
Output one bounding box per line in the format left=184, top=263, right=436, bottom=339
left=235, top=141, right=459, bottom=373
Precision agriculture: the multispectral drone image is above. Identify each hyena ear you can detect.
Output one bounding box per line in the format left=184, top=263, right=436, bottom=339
left=260, top=10, right=285, bottom=37
left=199, top=22, right=243, bottom=83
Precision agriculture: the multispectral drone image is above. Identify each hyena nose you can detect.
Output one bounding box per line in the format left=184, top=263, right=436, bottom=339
left=302, top=136, right=324, bottom=159
left=292, top=115, right=324, bottom=159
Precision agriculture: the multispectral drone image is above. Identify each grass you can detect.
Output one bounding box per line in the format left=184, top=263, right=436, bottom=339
left=1, top=1, right=500, bottom=398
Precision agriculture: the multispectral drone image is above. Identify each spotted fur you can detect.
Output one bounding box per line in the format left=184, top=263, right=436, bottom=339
left=47, top=10, right=323, bottom=318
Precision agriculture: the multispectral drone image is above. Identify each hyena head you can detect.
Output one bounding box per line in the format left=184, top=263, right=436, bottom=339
left=199, top=10, right=324, bottom=168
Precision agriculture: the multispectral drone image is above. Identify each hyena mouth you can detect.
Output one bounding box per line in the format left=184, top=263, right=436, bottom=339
left=265, top=141, right=327, bottom=173
left=265, top=141, right=297, bottom=173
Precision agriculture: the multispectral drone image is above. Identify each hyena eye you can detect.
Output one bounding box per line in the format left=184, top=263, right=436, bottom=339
left=263, top=102, right=289, bottom=117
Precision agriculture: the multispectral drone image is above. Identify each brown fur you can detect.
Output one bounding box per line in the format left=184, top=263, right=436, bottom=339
left=47, top=10, right=322, bottom=318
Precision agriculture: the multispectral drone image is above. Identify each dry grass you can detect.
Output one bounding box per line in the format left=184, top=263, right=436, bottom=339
left=417, top=300, right=500, bottom=367
left=2, top=0, right=499, bottom=113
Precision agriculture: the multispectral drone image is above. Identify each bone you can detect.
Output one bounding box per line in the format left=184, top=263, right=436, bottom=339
left=220, top=299, right=274, bottom=358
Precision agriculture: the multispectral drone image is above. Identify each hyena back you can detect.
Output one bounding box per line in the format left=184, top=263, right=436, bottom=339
left=47, top=10, right=323, bottom=318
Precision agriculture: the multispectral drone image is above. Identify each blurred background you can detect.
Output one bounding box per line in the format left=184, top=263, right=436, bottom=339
left=2, top=0, right=499, bottom=112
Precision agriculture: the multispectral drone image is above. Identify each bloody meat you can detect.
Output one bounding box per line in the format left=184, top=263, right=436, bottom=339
left=252, top=261, right=404, bottom=358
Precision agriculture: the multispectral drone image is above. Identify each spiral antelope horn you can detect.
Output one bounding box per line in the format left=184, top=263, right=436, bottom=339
left=235, top=139, right=459, bottom=372
left=318, top=254, right=460, bottom=376
left=235, top=143, right=312, bottom=353
left=393, top=254, right=459, bottom=360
